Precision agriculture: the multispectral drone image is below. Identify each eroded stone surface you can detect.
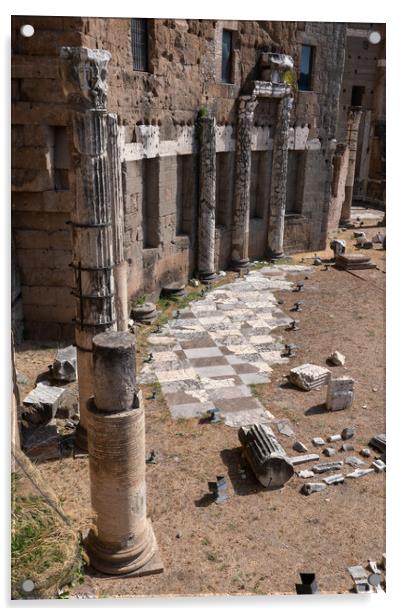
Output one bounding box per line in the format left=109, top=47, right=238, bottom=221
left=289, top=363, right=331, bottom=391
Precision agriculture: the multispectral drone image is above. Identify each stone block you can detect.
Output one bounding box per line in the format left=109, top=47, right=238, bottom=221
left=341, top=427, right=354, bottom=440
left=297, top=469, right=315, bottom=479
left=312, top=437, right=325, bottom=446
left=323, top=447, right=336, bottom=457
left=345, top=456, right=365, bottom=467
left=23, top=382, right=65, bottom=425
left=289, top=363, right=331, bottom=391
left=326, top=376, right=354, bottom=411
left=346, top=468, right=374, bottom=479
left=360, top=448, right=371, bottom=457
left=327, top=350, right=345, bottom=366
left=288, top=453, right=320, bottom=466
left=52, top=345, right=77, bottom=382
left=293, top=440, right=308, bottom=453
left=23, top=423, right=60, bottom=462
left=301, top=482, right=326, bottom=495
left=327, top=434, right=342, bottom=442
left=312, top=461, right=343, bottom=474
left=371, top=459, right=386, bottom=473
left=323, top=474, right=344, bottom=485
left=340, top=443, right=354, bottom=452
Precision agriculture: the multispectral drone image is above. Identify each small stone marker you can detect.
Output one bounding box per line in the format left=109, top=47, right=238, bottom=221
left=323, top=447, right=336, bottom=457
left=346, top=468, right=374, bottom=479
left=327, top=351, right=345, bottom=367
left=298, top=469, right=315, bottom=479
left=289, top=364, right=331, bottom=391
left=301, top=483, right=326, bottom=495
left=371, top=459, right=386, bottom=472
left=312, top=437, right=325, bottom=446
left=360, top=448, right=371, bottom=457
left=323, top=473, right=344, bottom=485
left=326, top=376, right=354, bottom=411
left=341, top=427, right=354, bottom=440
left=312, top=461, right=343, bottom=474
left=293, top=441, right=308, bottom=453
left=52, top=345, right=77, bottom=382
left=340, top=443, right=354, bottom=452
left=327, top=434, right=342, bottom=442
left=208, top=476, right=228, bottom=504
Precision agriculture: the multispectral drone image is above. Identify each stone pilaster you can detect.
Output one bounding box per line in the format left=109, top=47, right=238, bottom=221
left=107, top=113, right=128, bottom=331
left=340, top=108, right=363, bottom=225
left=197, top=116, right=217, bottom=281
left=59, top=47, right=116, bottom=451
left=267, top=95, right=293, bottom=259
left=85, top=331, right=163, bottom=576
left=231, top=95, right=257, bottom=270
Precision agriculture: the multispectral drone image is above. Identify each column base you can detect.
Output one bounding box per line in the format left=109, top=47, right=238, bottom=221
left=267, top=250, right=286, bottom=260
left=199, top=271, right=217, bottom=282
left=85, top=520, right=163, bottom=577
left=339, top=219, right=354, bottom=228
left=231, top=258, right=250, bottom=273
left=74, top=423, right=88, bottom=452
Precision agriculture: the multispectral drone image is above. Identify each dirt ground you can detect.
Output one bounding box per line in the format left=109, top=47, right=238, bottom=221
left=14, top=220, right=386, bottom=598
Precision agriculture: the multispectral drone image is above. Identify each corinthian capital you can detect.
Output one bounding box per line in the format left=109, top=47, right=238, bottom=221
left=60, top=47, right=112, bottom=111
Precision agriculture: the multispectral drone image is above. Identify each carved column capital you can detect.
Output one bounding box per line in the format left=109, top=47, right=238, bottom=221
left=60, top=46, right=111, bottom=111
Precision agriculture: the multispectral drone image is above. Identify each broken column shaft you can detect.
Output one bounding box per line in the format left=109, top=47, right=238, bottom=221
left=231, top=96, right=258, bottom=270
left=340, top=108, right=363, bottom=225
left=86, top=331, right=162, bottom=576
left=239, top=423, right=294, bottom=489
left=267, top=95, right=293, bottom=258
left=197, top=115, right=217, bottom=281
left=60, top=47, right=117, bottom=450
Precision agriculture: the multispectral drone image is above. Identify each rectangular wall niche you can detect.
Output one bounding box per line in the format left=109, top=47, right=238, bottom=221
left=250, top=151, right=271, bottom=220
left=216, top=152, right=234, bottom=228
left=176, top=154, right=197, bottom=237
left=142, top=158, right=160, bottom=249
left=286, top=151, right=304, bottom=215
left=50, top=126, right=70, bottom=190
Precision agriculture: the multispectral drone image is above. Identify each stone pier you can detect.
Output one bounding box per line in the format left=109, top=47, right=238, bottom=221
left=340, top=108, right=363, bottom=225
left=60, top=47, right=117, bottom=450
left=85, top=331, right=162, bottom=576
left=197, top=115, right=217, bottom=281
left=107, top=113, right=128, bottom=331
left=231, top=96, right=257, bottom=271
left=267, top=94, right=294, bottom=258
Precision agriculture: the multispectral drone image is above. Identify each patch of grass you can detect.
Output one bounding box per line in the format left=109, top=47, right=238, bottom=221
left=206, top=551, right=218, bottom=562
left=11, top=468, right=81, bottom=599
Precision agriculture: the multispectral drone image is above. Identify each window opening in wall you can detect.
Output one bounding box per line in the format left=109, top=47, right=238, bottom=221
left=351, top=85, right=365, bottom=107
left=221, top=30, right=233, bottom=84
left=131, top=18, right=148, bottom=72
left=298, top=45, right=314, bottom=91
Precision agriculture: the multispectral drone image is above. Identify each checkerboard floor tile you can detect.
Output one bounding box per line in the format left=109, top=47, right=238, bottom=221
left=139, top=265, right=311, bottom=427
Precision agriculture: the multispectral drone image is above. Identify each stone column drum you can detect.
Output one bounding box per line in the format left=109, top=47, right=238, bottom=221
left=231, top=95, right=257, bottom=270
left=267, top=95, right=293, bottom=258
left=197, top=115, right=217, bottom=281
left=60, top=47, right=117, bottom=450
left=85, top=331, right=162, bottom=576
left=340, top=108, right=363, bottom=225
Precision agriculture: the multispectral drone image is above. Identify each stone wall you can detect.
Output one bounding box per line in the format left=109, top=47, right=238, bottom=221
left=11, top=16, right=347, bottom=340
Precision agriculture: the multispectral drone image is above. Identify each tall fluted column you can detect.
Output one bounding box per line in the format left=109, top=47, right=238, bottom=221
left=340, top=108, right=363, bottom=225
left=231, top=96, right=257, bottom=270
left=267, top=95, right=293, bottom=258
left=60, top=47, right=117, bottom=450
left=86, top=332, right=163, bottom=576
left=197, top=115, right=217, bottom=281
left=107, top=113, right=128, bottom=331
